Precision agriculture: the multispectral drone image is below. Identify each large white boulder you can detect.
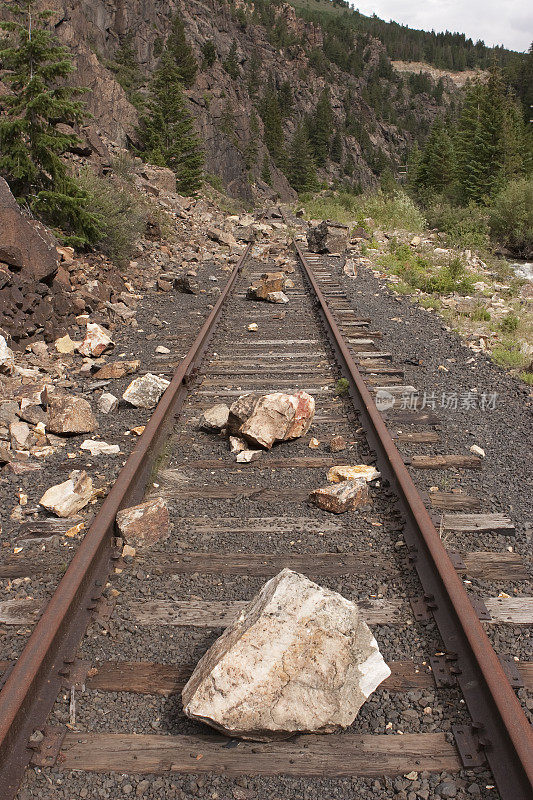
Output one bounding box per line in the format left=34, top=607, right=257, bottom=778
left=182, top=568, right=390, bottom=740
left=228, top=391, right=315, bottom=450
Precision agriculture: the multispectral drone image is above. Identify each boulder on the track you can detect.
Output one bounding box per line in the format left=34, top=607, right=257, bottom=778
left=39, top=470, right=93, bottom=517
left=266, top=290, right=289, bottom=304
left=78, top=322, right=114, bottom=357
left=307, top=221, right=349, bottom=255
left=182, top=568, right=390, bottom=739
left=116, top=497, right=169, bottom=547
left=246, top=272, right=286, bottom=301
left=122, top=373, right=170, bottom=409
left=228, top=391, right=315, bottom=450
left=47, top=395, right=97, bottom=435
left=309, top=478, right=369, bottom=513
left=200, top=403, right=230, bottom=432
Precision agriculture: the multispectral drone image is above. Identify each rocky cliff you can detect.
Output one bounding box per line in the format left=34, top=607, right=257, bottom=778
left=2, top=0, right=459, bottom=201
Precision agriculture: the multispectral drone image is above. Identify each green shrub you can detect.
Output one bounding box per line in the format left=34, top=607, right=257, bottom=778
left=491, top=341, right=528, bottom=369
left=425, top=200, right=490, bottom=250
left=471, top=305, right=491, bottom=322
left=78, top=171, right=150, bottom=266
left=334, top=378, right=350, bottom=396
left=500, top=313, right=519, bottom=333
left=489, top=178, right=533, bottom=257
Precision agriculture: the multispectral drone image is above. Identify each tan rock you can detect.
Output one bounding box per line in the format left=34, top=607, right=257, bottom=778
left=55, top=334, right=79, bottom=354
left=122, top=373, right=170, bottom=409
left=309, top=479, right=369, bottom=513
left=201, top=404, right=230, bottom=432
left=266, top=291, right=289, bottom=304
left=39, top=470, right=93, bottom=517
left=97, top=392, right=118, bottom=414
left=47, top=396, right=97, bottom=435
left=247, top=272, right=286, bottom=301
left=237, top=391, right=315, bottom=450
left=327, top=465, right=380, bottom=483
left=10, top=421, right=32, bottom=450
left=93, top=360, right=140, bottom=380
left=78, top=323, right=114, bottom=357
left=329, top=435, right=347, bottom=453
left=182, top=569, right=390, bottom=739
left=116, top=498, right=169, bottom=547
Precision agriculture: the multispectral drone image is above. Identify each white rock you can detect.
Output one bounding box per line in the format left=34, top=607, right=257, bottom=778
left=247, top=323, right=258, bottom=332
left=229, top=391, right=315, bottom=450
left=155, top=346, right=171, bottom=354
left=39, top=470, right=93, bottom=517
left=182, top=569, right=390, bottom=739
left=78, top=323, right=114, bottom=357
left=97, top=392, right=118, bottom=414
left=266, top=291, right=289, bottom=304
left=80, top=440, right=120, bottom=456
left=122, top=374, right=170, bottom=409
left=10, top=421, right=31, bottom=450
left=470, top=445, right=486, bottom=458
left=236, top=449, right=262, bottom=463
left=229, top=436, right=246, bottom=454
left=0, top=335, right=14, bottom=373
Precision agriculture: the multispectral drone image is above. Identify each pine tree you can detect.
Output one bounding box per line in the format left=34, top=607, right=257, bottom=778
left=260, top=153, right=272, bottom=186
left=286, top=125, right=319, bottom=193
left=415, top=117, right=456, bottom=195
left=223, top=41, right=239, bottom=80
left=308, top=89, right=334, bottom=167
left=259, top=82, right=286, bottom=167
left=165, top=13, right=197, bottom=87
left=137, top=52, right=203, bottom=195
left=0, top=0, right=102, bottom=245
left=330, top=130, right=343, bottom=163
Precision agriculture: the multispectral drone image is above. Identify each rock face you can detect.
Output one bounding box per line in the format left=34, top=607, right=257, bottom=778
left=47, top=396, right=97, bottom=435
left=0, top=178, right=59, bottom=280
left=307, top=221, right=349, bottom=255
left=201, top=403, right=230, bottom=432
left=122, top=374, right=170, bottom=408
left=39, top=470, right=93, bottom=517
left=182, top=568, right=390, bottom=739
left=309, top=478, right=369, bottom=513
left=116, top=498, right=169, bottom=547
left=229, top=391, right=315, bottom=449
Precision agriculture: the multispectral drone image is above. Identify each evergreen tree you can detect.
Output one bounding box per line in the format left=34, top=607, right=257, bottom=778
left=137, top=52, right=203, bottom=195
left=201, top=40, right=216, bottom=69
left=278, top=80, right=293, bottom=117
left=414, top=117, right=456, bottom=195
left=246, top=49, right=261, bottom=97
left=308, top=89, right=334, bottom=167
left=259, top=82, right=286, bottom=166
left=286, top=125, right=319, bottom=193
left=165, top=13, right=197, bottom=87
left=330, top=130, right=343, bottom=163
left=223, top=41, right=239, bottom=80
left=0, top=0, right=102, bottom=245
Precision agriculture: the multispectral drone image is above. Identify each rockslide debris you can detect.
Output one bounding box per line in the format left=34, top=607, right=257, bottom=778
left=228, top=391, right=315, bottom=449
left=182, top=568, right=390, bottom=739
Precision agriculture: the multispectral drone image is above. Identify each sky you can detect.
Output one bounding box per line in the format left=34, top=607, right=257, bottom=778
left=353, top=1, right=532, bottom=52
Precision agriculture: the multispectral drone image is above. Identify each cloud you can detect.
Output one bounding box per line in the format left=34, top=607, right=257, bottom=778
left=353, top=0, right=532, bottom=51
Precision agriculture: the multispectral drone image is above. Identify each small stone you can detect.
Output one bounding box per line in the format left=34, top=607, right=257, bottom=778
left=201, top=404, right=230, bottom=432
left=94, top=360, right=140, bottom=380
left=47, top=395, right=97, bottom=435
left=97, top=392, right=118, bottom=414
left=122, top=374, right=170, bottom=409
left=469, top=445, right=485, bottom=458
left=0, top=335, right=14, bottom=373
left=116, top=498, right=170, bottom=547
left=327, top=465, right=380, bottom=483
left=247, top=323, right=258, bottom=332
left=410, top=236, right=421, bottom=246
left=78, top=323, right=114, bottom=357
left=308, top=437, right=320, bottom=448
left=80, top=440, right=120, bottom=456
left=122, top=544, right=136, bottom=558
left=155, top=345, right=171, bottom=354
left=131, top=426, right=145, bottom=436
left=329, top=435, right=347, bottom=453
left=236, top=449, right=262, bottom=463
left=182, top=569, right=390, bottom=739
left=309, top=478, right=369, bottom=514
left=436, top=782, right=457, bottom=798
left=266, top=291, right=289, bottom=304
left=54, top=334, right=78, bottom=354
left=39, top=471, right=93, bottom=517
left=229, top=436, right=246, bottom=454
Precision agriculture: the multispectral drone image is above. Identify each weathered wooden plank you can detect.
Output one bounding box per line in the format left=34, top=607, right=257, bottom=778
left=128, top=598, right=406, bottom=627
left=0, top=599, right=41, bottom=624
left=484, top=597, right=533, bottom=624
left=429, top=493, right=481, bottom=511
left=147, top=486, right=313, bottom=502
left=395, top=432, right=440, bottom=444
left=441, top=514, right=515, bottom=534
left=411, top=455, right=482, bottom=470
left=54, top=731, right=461, bottom=777
left=170, top=458, right=336, bottom=470
left=387, top=411, right=441, bottom=425
left=81, top=659, right=435, bottom=696
left=461, top=552, right=528, bottom=581
left=16, top=516, right=84, bottom=540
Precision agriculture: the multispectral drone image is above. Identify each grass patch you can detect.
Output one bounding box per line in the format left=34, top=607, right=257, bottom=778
left=491, top=340, right=529, bottom=369
left=300, top=189, right=426, bottom=232
left=334, top=377, right=350, bottom=396
left=378, top=242, right=474, bottom=296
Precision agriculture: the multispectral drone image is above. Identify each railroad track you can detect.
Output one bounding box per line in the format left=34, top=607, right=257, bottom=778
left=0, top=216, right=531, bottom=800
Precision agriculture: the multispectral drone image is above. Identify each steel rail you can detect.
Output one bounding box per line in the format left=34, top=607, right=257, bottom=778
left=0, top=241, right=254, bottom=800
left=294, top=239, right=533, bottom=800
